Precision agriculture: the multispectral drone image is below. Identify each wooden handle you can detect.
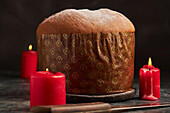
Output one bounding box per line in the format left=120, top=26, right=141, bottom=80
left=30, top=102, right=111, bottom=113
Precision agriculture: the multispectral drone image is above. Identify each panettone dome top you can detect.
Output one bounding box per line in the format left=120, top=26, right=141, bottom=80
left=37, top=8, right=135, bottom=34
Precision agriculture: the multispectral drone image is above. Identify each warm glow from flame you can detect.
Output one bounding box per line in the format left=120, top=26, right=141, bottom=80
left=29, top=45, right=32, bottom=51
left=148, top=57, right=152, bottom=67
left=46, top=68, right=49, bottom=71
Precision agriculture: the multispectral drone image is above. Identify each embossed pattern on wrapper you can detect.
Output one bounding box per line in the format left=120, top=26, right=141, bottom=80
left=37, top=32, right=135, bottom=94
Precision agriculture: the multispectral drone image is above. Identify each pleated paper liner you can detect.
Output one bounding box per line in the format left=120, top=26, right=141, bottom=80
left=37, top=32, right=135, bottom=96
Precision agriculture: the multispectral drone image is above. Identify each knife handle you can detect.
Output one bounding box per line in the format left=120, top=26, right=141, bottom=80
left=31, top=102, right=111, bottom=113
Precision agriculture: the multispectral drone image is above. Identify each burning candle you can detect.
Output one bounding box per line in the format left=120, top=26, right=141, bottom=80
left=30, top=68, right=66, bottom=108
left=21, top=45, right=37, bottom=78
left=139, top=57, right=160, bottom=100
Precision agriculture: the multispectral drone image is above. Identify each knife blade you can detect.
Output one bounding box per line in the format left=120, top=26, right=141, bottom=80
left=81, top=102, right=170, bottom=113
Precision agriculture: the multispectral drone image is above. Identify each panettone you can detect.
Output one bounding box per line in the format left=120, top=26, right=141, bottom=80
left=36, top=8, right=135, bottom=95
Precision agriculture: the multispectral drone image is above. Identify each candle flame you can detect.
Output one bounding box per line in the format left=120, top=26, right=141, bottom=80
left=46, top=68, right=49, bottom=71
left=29, top=45, right=32, bottom=51
left=148, top=57, right=152, bottom=67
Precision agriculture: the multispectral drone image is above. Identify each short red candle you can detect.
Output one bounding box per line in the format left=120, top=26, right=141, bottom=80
left=21, top=45, right=37, bottom=79
left=30, top=68, right=66, bottom=108
left=139, top=57, right=160, bottom=100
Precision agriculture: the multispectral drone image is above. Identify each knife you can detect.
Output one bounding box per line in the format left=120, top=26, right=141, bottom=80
left=30, top=102, right=170, bottom=113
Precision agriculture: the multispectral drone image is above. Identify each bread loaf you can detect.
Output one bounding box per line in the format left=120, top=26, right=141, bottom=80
left=37, top=8, right=135, bottom=94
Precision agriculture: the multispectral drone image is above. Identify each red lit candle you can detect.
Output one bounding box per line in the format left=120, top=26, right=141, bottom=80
left=139, top=57, right=160, bottom=100
left=21, top=45, right=37, bottom=78
left=30, top=68, right=66, bottom=108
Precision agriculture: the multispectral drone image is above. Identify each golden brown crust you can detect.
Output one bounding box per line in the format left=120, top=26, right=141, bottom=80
left=37, top=8, right=135, bottom=34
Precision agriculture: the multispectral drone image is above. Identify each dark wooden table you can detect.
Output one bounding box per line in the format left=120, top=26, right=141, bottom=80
left=0, top=72, right=170, bottom=113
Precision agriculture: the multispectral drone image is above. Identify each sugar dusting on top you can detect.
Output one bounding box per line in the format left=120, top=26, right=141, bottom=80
left=37, top=8, right=135, bottom=34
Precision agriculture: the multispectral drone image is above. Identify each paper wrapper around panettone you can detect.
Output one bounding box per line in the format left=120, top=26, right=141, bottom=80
left=37, top=32, right=135, bottom=95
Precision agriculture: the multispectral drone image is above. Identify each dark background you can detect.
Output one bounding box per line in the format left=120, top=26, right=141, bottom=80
left=0, top=0, right=170, bottom=78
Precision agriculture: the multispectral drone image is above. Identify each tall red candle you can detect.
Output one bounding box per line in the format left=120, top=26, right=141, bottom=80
left=139, top=57, right=160, bottom=100
left=21, top=45, right=37, bottom=79
left=30, top=68, right=66, bottom=108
